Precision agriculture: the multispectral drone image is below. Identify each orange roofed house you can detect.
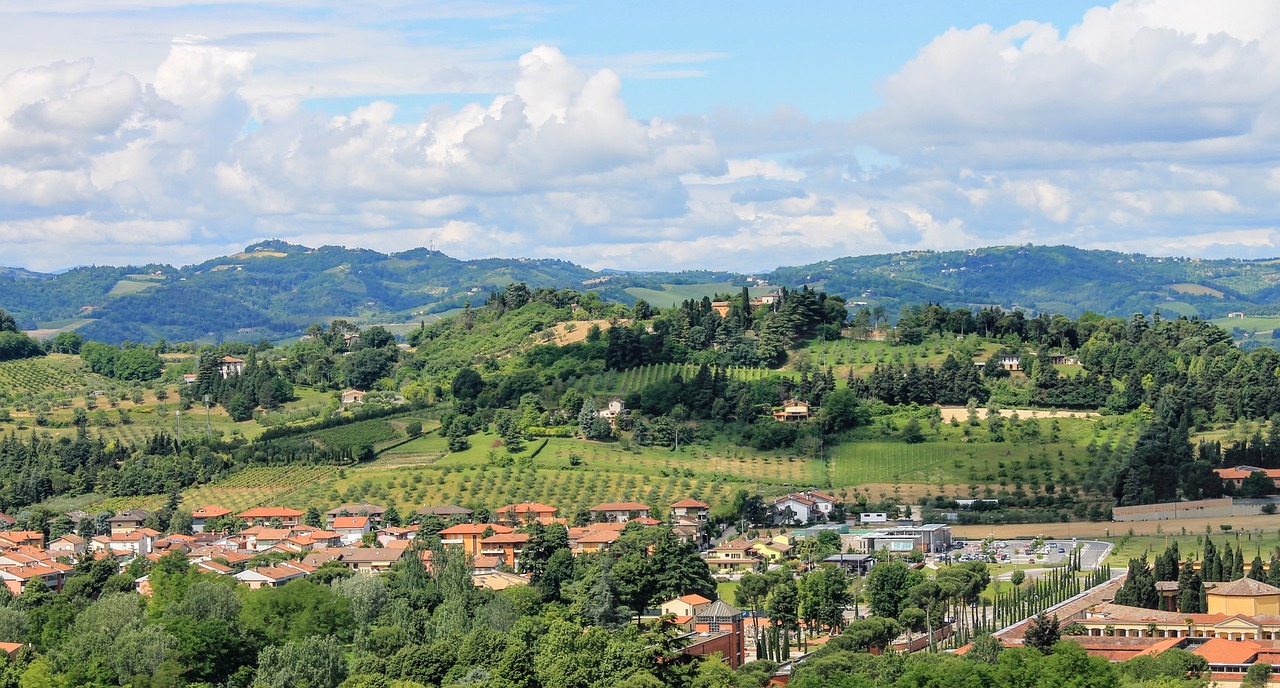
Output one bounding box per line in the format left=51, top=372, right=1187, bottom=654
left=439, top=523, right=515, bottom=557
left=1214, top=465, right=1280, bottom=490
left=480, top=532, right=531, bottom=570
left=495, top=502, right=559, bottom=527
left=191, top=505, right=232, bottom=533
left=237, top=507, right=304, bottom=527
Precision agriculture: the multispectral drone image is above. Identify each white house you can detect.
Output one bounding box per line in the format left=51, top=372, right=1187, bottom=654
left=332, top=516, right=373, bottom=544
left=771, top=491, right=837, bottom=525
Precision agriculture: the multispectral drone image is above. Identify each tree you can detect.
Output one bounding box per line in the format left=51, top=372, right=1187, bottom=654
left=865, top=560, right=913, bottom=619
left=256, top=636, right=348, bottom=688
left=1241, top=470, right=1276, bottom=498
left=1024, top=612, right=1061, bottom=654
left=1244, top=662, right=1273, bottom=688
left=451, top=368, right=484, bottom=401
left=819, top=389, right=864, bottom=434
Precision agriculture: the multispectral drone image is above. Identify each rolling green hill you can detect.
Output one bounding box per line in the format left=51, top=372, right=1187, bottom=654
left=7, top=242, right=1280, bottom=343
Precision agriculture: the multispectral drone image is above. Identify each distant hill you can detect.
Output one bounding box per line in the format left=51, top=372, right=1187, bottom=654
left=4, top=242, right=1280, bottom=343
left=766, top=245, right=1280, bottom=320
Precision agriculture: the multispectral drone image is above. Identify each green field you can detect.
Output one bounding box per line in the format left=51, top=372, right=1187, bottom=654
left=108, top=274, right=165, bottom=296
left=1212, top=315, right=1280, bottom=340
left=1106, top=531, right=1280, bottom=565
left=624, top=283, right=771, bottom=308
left=791, top=336, right=1000, bottom=376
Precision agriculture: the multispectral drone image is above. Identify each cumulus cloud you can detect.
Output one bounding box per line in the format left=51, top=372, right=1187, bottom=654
left=6, top=1, right=1280, bottom=273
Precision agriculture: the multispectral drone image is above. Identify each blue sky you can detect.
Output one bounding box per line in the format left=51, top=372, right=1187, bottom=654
left=0, top=0, right=1277, bottom=272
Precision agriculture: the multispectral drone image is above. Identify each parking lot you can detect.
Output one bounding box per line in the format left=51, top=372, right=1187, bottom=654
left=941, top=538, right=1077, bottom=567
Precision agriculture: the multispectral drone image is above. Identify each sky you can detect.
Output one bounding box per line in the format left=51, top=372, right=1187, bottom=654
left=3, top=0, right=1280, bottom=273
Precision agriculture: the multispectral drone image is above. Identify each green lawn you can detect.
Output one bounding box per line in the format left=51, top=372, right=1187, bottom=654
left=624, top=283, right=771, bottom=309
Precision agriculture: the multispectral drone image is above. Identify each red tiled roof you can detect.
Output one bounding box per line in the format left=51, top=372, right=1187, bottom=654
left=193, top=505, right=232, bottom=518
left=1194, top=637, right=1262, bottom=664
left=670, top=498, right=710, bottom=509
left=331, top=516, right=370, bottom=529
left=678, top=594, right=712, bottom=605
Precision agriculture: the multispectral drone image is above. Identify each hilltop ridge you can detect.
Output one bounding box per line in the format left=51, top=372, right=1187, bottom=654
left=3, top=242, right=1280, bottom=343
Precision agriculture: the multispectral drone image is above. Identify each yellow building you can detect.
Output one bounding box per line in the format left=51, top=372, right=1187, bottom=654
left=1207, top=578, right=1280, bottom=616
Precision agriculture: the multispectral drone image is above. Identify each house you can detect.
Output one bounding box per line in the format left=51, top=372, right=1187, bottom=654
left=106, top=529, right=158, bottom=555
left=860, top=512, right=888, bottom=524
left=770, top=491, right=837, bottom=524
left=107, top=509, right=151, bottom=535
left=241, top=527, right=294, bottom=552
left=48, top=534, right=86, bottom=557
left=329, top=547, right=408, bottom=573
left=597, top=399, right=625, bottom=426
left=711, top=301, right=732, bottom=318
left=331, top=516, right=373, bottom=544
left=772, top=400, right=811, bottom=422
left=749, top=539, right=793, bottom=562
left=0, top=562, right=70, bottom=595
left=236, top=507, right=303, bottom=527
left=480, top=532, right=531, bottom=570
left=661, top=593, right=712, bottom=618
left=191, top=505, right=232, bottom=533
left=494, top=502, right=558, bottom=526
left=573, top=529, right=621, bottom=555
left=1214, top=466, right=1280, bottom=490
left=218, top=356, right=245, bottom=378
left=702, top=539, right=759, bottom=573
left=0, top=531, right=45, bottom=549
left=182, top=373, right=198, bottom=384
left=439, top=523, right=515, bottom=557
left=415, top=505, right=473, bottom=521
left=376, top=526, right=419, bottom=547
left=997, top=355, right=1022, bottom=371
left=1228, top=312, right=1246, bottom=318
left=325, top=504, right=385, bottom=526
left=669, top=498, right=710, bottom=522
left=589, top=501, right=652, bottom=523
left=341, top=389, right=367, bottom=406
left=234, top=565, right=308, bottom=590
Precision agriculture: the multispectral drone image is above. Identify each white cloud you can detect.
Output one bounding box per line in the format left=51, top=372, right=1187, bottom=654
left=4, top=0, right=1280, bottom=273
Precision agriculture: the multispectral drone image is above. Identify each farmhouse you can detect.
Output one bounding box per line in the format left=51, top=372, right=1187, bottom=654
left=341, top=389, right=367, bottom=405
left=218, top=356, right=245, bottom=378
left=772, top=400, right=811, bottom=422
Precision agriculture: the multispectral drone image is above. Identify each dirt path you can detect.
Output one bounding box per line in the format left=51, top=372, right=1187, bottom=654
left=937, top=407, right=1099, bottom=422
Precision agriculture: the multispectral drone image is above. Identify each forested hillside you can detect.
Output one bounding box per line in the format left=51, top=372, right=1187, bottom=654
left=6, top=243, right=1280, bottom=344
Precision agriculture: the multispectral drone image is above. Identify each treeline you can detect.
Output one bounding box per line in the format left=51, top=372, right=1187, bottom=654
left=605, top=285, right=846, bottom=370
